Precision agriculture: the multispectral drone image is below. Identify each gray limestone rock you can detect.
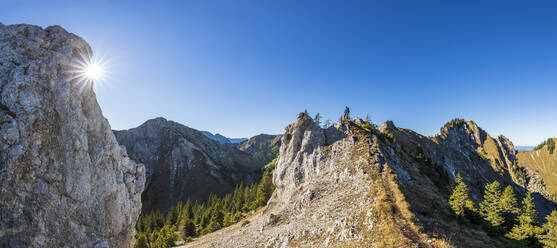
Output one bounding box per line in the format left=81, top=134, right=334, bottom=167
left=0, top=24, right=144, bottom=248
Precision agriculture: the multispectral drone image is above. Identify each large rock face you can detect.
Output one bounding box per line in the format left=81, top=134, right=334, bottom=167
left=114, top=118, right=262, bottom=212
left=0, top=24, right=145, bottom=247
left=182, top=114, right=555, bottom=248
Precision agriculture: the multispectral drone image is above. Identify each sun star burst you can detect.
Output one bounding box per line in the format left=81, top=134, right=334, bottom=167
left=69, top=49, right=111, bottom=92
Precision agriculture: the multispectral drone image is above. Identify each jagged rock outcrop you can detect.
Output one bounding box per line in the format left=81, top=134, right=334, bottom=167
left=114, top=118, right=262, bottom=212
left=0, top=24, right=145, bottom=247
left=237, top=134, right=282, bottom=165
left=182, top=114, right=555, bottom=248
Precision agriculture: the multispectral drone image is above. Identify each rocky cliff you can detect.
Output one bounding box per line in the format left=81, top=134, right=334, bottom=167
left=182, top=114, right=555, bottom=248
left=0, top=24, right=145, bottom=247
left=114, top=118, right=262, bottom=212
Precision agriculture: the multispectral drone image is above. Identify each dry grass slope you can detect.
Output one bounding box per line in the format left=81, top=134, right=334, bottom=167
left=517, top=138, right=557, bottom=195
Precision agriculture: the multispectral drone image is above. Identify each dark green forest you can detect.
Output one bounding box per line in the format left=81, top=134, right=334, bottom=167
left=134, top=169, right=275, bottom=248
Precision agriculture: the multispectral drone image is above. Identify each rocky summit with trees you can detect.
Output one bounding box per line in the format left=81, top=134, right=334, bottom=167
left=176, top=113, right=556, bottom=248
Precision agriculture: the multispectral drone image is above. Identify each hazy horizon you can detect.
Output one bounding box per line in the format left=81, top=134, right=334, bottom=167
left=4, top=1, right=557, bottom=146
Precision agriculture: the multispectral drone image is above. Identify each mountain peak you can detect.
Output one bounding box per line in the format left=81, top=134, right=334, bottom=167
left=440, top=118, right=480, bottom=133
left=143, top=116, right=168, bottom=125
left=114, top=118, right=260, bottom=212
left=378, top=120, right=397, bottom=132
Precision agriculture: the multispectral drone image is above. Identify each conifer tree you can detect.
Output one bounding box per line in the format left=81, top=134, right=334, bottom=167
left=182, top=200, right=193, bottom=221
left=365, top=114, right=371, bottom=123
left=154, top=234, right=166, bottom=248
left=500, top=185, right=519, bottom=214
left=204, top=209, right=223, bottom=234
left=183, top=218, right=196, bottom=238
left=539, top=210, right=557, bottom=248
left=323, top=118, right=332, bottom=128
left=449, top=174, right=470, bottom=217
left=232, top=182, right=245, bottom=212
left=193, top=206, right=202, bottom=228
left=154, top=211, right=165, bottom=230
left=249, top=184, right=259, bottom=210
left=152, top=224, right=176, bottom=248
left=136, top=217, right=145, bottom=233
left=464, top=198, right=483, bottom=224
left=198, top=207, right=210, bottom=231
left=314, top=113, right=321, bottom=126
left=500, top=185, right=519, bottom=229
left=522, top=193, right=539, bottom=224
left=480, top=181, right=505, bottom=227
left=165, top=205, right=178, bottom=225
left=134, top=232, right=149, bottom=248
left=222, top=213, right=232, bottom=227
left=256, top=170, right=274, bottom=207
left=149, top=232, right=157, bottom=245
left=506, top=193, right=543, bottom=244
left=465, top=199, right=477, bottom=213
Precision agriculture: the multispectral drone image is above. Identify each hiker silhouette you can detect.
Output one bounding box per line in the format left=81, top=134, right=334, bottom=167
left=344, top=106, right=350, bottom=120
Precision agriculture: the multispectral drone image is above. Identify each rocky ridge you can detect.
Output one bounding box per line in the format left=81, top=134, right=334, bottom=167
left=182, top=114, right=555, bottom=248
left=0, top=24, right=144, bottom=247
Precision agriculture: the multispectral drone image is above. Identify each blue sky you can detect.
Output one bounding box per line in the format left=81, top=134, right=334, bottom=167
left=3, top=0, right=557, bottom=145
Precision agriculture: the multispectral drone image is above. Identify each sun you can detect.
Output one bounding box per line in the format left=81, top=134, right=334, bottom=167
left=84, top=62, right=105, bottom=81
left=78, top=56, right=108, bottom=83
left=69, top=50, right=111, bottom=92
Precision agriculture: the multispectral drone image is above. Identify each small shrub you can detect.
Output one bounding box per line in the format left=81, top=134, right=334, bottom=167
left=384, top=131, right=395, bottom=142
left=550, top=194, right=557, bottom=204
left=509, top=160, right=527, bottom=186
left=361, top=123, right=373, bottom=131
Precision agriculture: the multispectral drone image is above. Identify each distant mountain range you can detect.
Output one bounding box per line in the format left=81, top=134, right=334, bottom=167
left=201, top=131, right=247, bottom=144
left=516, top=146, right=535, bottom=151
